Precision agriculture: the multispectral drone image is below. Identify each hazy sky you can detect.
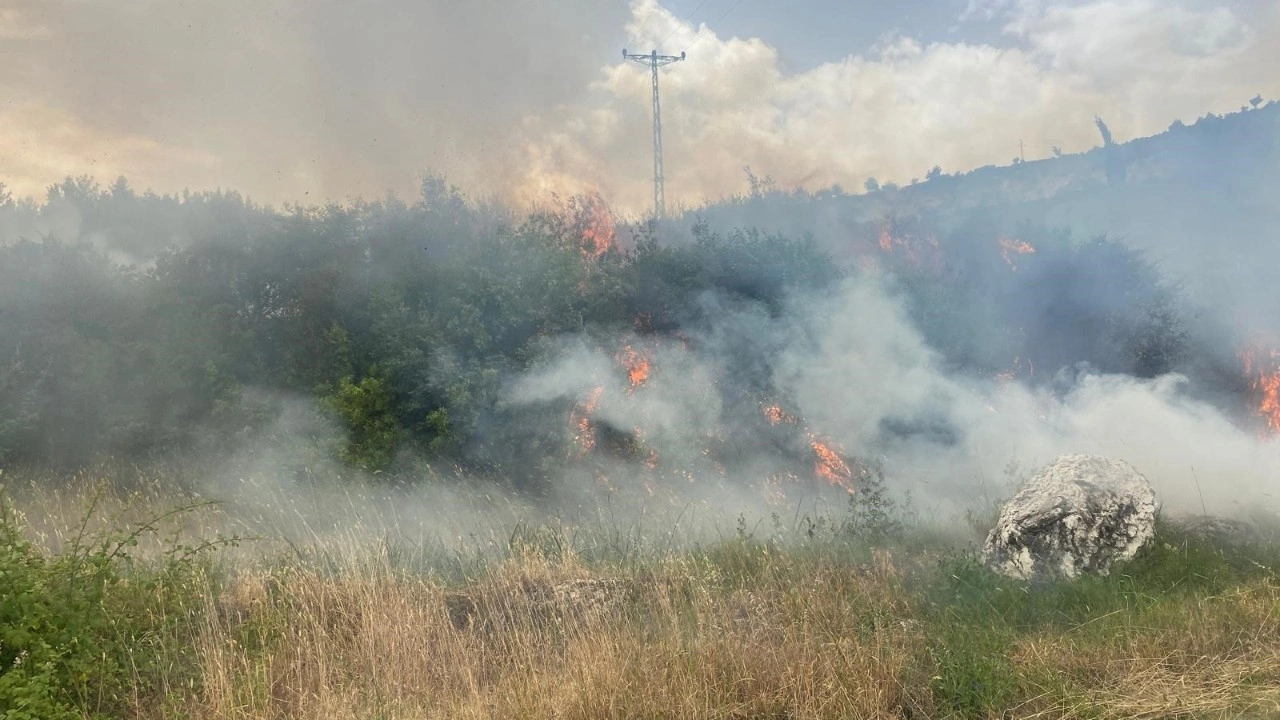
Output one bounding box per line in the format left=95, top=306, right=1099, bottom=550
left=1, top=0, right=1277, bottom=212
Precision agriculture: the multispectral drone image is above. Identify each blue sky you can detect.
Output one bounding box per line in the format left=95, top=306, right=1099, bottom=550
left=533, top=0, right=1280, bottom=210
left=661, top=0, right=993, bottom=70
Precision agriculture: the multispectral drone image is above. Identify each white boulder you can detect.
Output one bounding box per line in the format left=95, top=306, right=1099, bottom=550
left=984, top=454, right=1158, bottom=580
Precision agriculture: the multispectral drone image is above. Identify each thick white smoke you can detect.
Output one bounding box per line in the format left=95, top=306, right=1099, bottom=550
left=512, top=271, right=1280, bottom=523
left=3, top=0, right=1278, bottom=214
left=521, top=0, right=1280, bottom=212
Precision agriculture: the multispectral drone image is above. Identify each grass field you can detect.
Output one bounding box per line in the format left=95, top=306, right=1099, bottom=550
left=3, top=467, right=1280, bottom=720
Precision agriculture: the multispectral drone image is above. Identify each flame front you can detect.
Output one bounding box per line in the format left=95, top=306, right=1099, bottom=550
left=762, top=404, right=795, bottom=426
left=570, top=386, right=603, bottom=455
left=763, top=404, right=855, bottom=492
left=576, top=193, right=615, bottom=259
left=878, top=227, right=896, bottom=253
left=877, top=224, right=941, bottom=270
left=997, top=236, right=1036, bottom=270
left=617, top=345, right=652, bottom=389
left=1241, top=345, right=1280, bottom=434
left=809, top=435, right=855, bottom=492
left=1260, top=373, right=1280, bottom=432
left=566, top=362, right=862, bottom=502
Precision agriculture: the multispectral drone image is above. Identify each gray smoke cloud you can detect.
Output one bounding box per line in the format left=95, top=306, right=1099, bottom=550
left=511, top=271, right=1280, bottom=523
left=3, top=0, right=1279, bottom=214
left=0, top=0, right=629, bottom=203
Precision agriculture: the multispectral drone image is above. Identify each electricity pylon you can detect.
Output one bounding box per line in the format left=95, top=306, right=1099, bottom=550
left=623, top=49, right=685, bottom=220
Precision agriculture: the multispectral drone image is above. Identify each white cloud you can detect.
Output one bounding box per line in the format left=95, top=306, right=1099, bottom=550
left=0, top=0, right=1276, bottom=212
left=515, top=0, right=1280, bottom=213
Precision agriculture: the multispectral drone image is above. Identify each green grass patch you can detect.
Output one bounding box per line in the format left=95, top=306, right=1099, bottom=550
left=0, top=487, right=230, bottom=720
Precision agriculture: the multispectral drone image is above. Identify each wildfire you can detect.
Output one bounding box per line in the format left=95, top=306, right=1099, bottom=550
left=762, top=403, right=795, bottom=426
left=617, top=345, right=652, bottom=389
left=877, top=224, right=942, bottom=270
left=643, top=449, right=659, bottom=471
left=762, top=404, right=856, bottom=492
left=570, top=386, right=603, bottom=455
left=1240, top=345, right=1280, bottom=434
left=809, top=434, right=855, bottom=493
left=997, top=237, right=1036, bottom=270
left=878, top=227, right=897, bottom=253
left=566, top=362, right=864, bottom=503
left=575, top=193, right=615, bottom=259
left=1260, top=374, right=1280, bottom=433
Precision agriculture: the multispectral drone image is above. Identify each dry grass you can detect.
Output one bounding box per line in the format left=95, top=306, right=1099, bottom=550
left=184, top=546, right=1280, bottom=719
left=6, top=472, right=1280, bottom=719
left=1008, top=580, right=1280, bottom=719
left=192, top=549, right=925, bottom=719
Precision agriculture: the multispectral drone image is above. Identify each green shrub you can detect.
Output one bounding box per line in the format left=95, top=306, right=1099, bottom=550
left=325, top=375, right=403, bottom=470
left=0, top=487, right=222, bottom=719
left=917, top=520, right=1280, bottom=718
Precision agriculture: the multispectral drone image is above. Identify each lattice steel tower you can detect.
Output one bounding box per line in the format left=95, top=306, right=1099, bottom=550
left=623, top=49, right=685, bottom=220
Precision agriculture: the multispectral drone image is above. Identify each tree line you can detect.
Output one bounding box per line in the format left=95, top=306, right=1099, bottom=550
left=0, top=174, right=1190, bottom=481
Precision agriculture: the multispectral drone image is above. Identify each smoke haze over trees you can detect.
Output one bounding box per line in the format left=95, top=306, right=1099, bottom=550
left=2, top=100, right=1279, bottom=517
left=7, top=5, right=1280, bottom=718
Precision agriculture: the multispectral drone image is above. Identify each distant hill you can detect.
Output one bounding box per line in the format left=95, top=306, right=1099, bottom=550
left=688, top=101, right=1280, bottom=334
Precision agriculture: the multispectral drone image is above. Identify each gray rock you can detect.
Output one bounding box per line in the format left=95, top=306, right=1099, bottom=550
left=984, top=454, right=1158, bottom=580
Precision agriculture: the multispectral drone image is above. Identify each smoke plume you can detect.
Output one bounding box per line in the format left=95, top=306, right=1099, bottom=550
left=3, top=0, right=1278, bottom=213
left=510, top=269, right=1280, bottom=522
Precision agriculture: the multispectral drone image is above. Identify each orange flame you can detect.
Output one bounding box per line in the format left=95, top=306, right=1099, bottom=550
left=570, top=386, right=603, bottom=455
left=764, top=405, right=855, bottom=492
left=576, top=193, right=615, bottom=259
left=1259, top=374, right=1280, bottom=433
left=878, top=227, right=896, bottom=253
left=762, top=404, right=796, bottom=426
left=1241, top=345, right=1280, bottom=434
left=617, top=345, right=651, bottom=389
left=997, top=236, right=1036, bottom=270
left=808, top=434, right=855, bottom=493
left=877, top=224, right=942, bottom=270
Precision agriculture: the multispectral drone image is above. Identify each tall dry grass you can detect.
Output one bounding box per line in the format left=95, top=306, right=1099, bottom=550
left=5, top=468, right=1280, bottom=719
left=192, top=546, right=925, bottom=720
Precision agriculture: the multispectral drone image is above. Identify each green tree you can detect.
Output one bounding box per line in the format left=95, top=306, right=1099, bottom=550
left=325, top=375, right=403, bottom=470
